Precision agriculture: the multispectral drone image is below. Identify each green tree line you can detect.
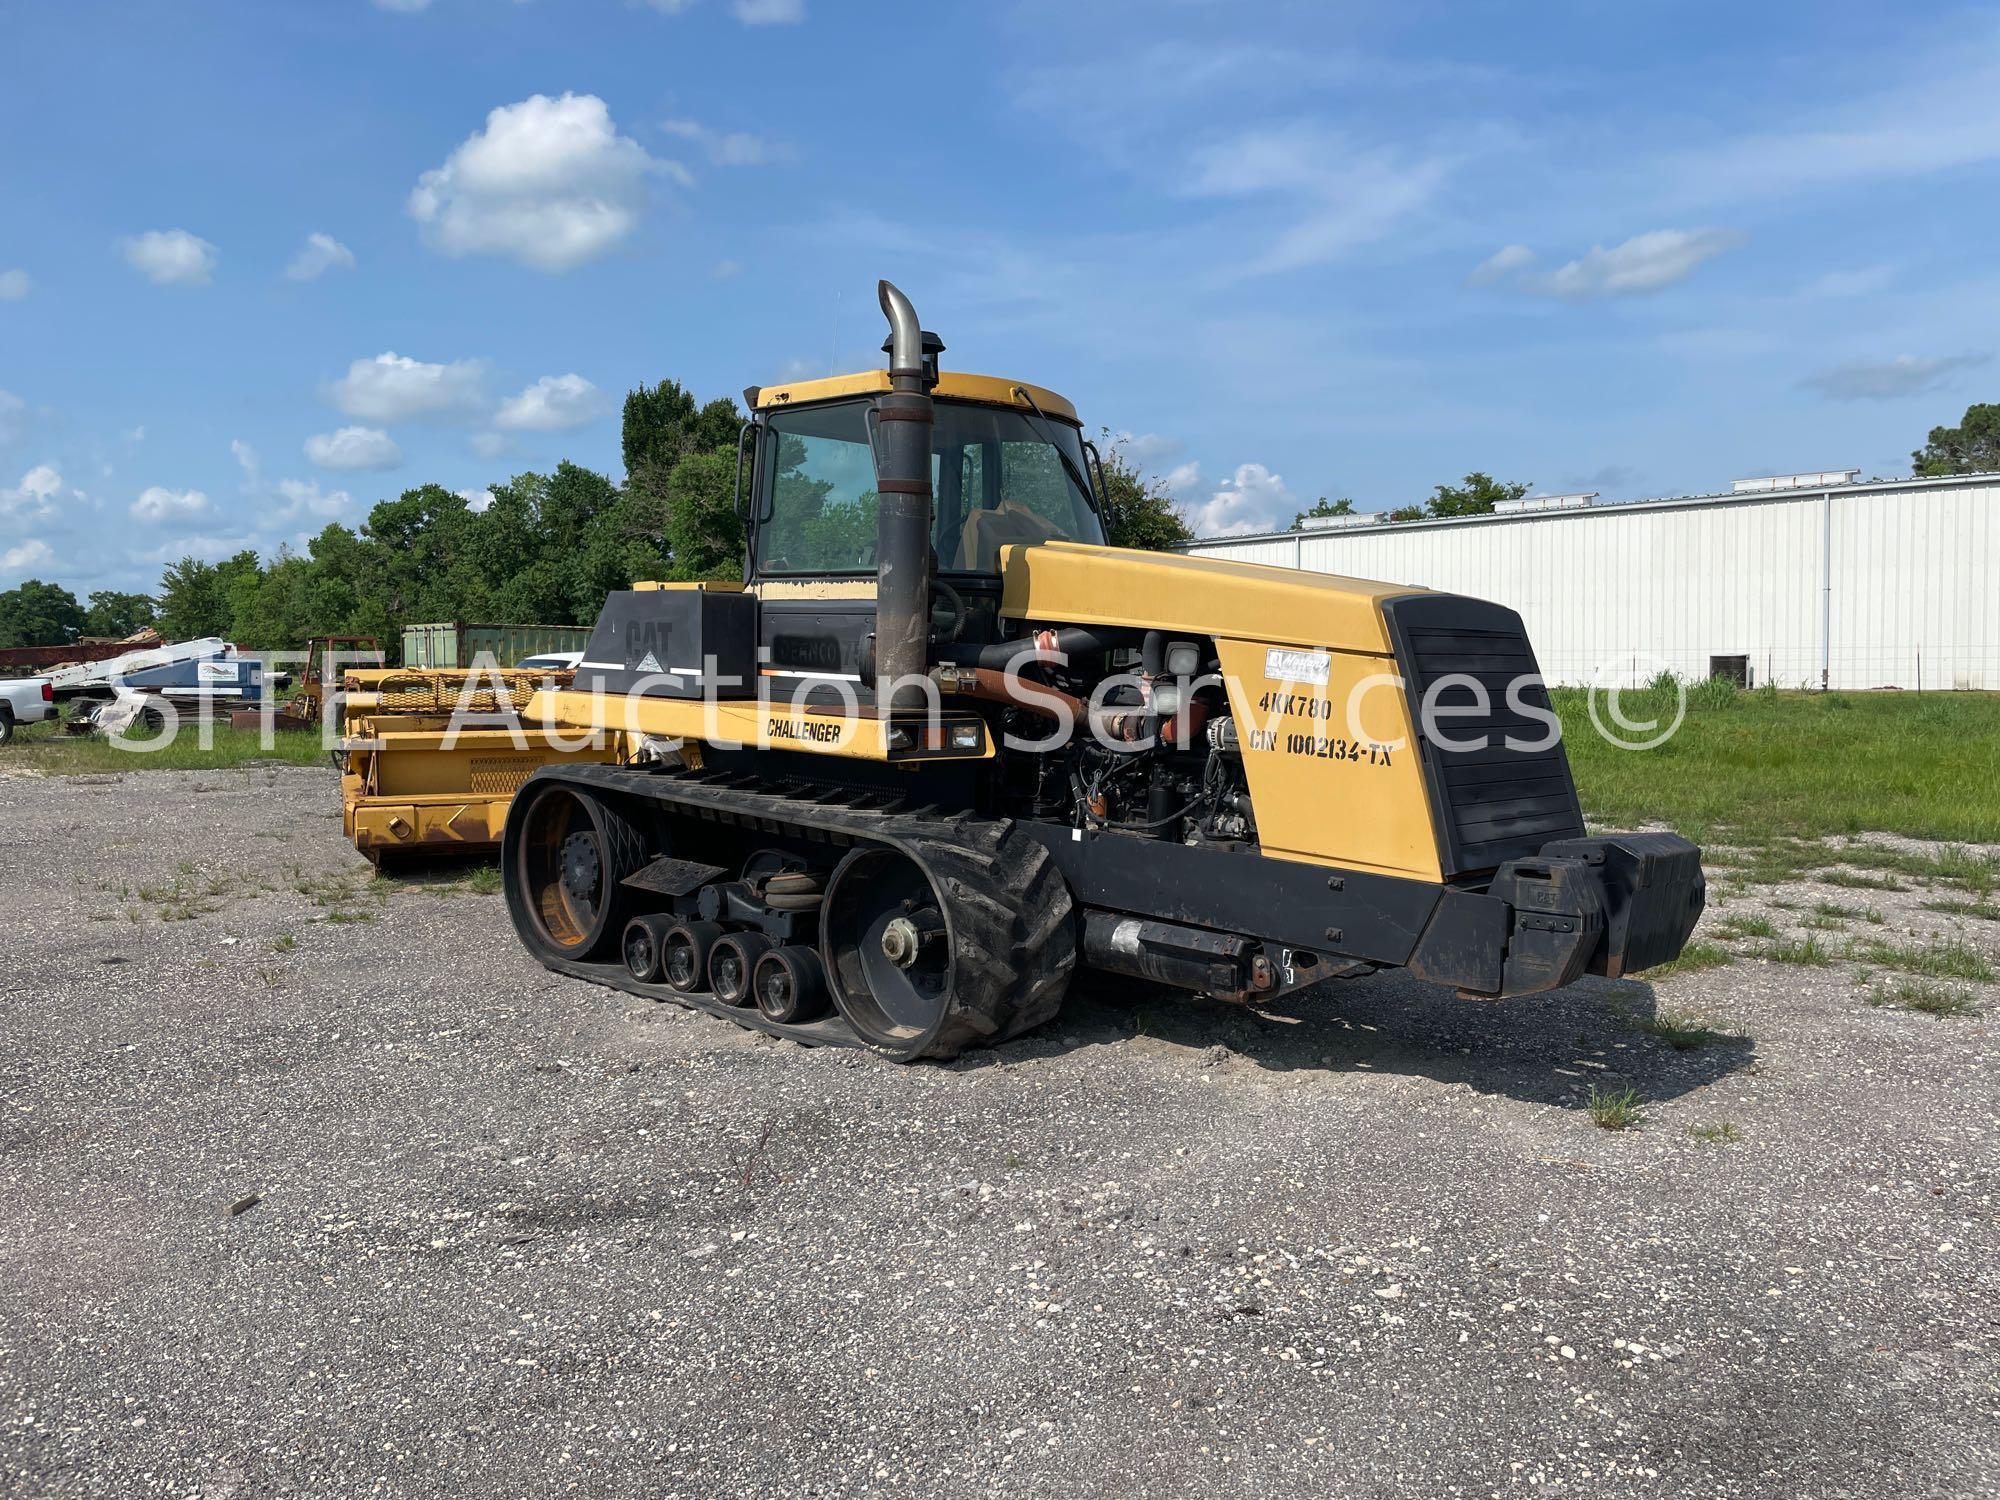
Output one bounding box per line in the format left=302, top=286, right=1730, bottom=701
left=0, top=381, right=1195, bottom=651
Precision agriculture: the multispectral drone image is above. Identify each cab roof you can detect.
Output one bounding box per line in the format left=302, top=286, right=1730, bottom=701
left=750, top=369, right=1079, bottom=424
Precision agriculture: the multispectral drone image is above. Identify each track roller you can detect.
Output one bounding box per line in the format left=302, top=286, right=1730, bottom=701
left=662, top=920, right=726, bottom=994
left=622, top=914, right=673, bottom=983
left=752, top=945, right=830, bottom=1024
left=709, top=931, right=772, bottom=1007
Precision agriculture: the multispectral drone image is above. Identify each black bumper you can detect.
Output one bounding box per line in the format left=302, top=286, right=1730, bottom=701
left=1408, top=832, right=1706, bottom=997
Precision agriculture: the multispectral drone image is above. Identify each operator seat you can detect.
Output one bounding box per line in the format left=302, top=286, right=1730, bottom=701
left=955, top=499, right=1064, bottom=571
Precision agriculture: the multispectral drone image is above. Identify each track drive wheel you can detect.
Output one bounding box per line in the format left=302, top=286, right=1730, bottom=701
left=820, top=822, right=1075, bottom=1062
left=507, top=781, right=648, bottom=962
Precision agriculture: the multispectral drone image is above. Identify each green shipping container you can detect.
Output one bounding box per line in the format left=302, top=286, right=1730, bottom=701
left=399, top=622, right=595, bottom=670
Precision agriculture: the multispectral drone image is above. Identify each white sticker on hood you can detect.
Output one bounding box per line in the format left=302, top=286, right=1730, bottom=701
left=1265, top=647, right=1331, bottom=686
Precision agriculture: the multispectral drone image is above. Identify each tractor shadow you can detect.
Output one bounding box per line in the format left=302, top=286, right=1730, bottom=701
left=982, top=966, right=1758, bottom=1111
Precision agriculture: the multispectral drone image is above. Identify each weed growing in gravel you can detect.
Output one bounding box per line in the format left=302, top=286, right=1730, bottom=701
left=1712, top=914, right=1776, bottom=941
left=325, top=910, right=376, bottom=925
left=1689, top=1122, right=1742, bottom=1144
left=1639, top=1008, right=1723, bottom=1050
left=1922, top=897, right=2000, bottom=922
left=1847, top=936, right=1995, bottom=982
left=1820, top=870, right=1905, bottom=892
left=1586, top=1084, right=1646, bottom=1131
left=1866, top=980, right=1980, bottom=1018
left=1754, top=935, right=1836, bottom=967
left=271, top=933, right=296, bottom=952
left=1638, top=940, right=1732, bottom=979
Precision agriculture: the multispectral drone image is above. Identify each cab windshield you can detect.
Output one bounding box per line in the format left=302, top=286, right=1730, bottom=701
left=754, top=397, right=1105, bottom=575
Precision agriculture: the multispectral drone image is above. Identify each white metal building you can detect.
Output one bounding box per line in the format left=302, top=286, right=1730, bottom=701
left=1180, top=470, right=2000, bottom=690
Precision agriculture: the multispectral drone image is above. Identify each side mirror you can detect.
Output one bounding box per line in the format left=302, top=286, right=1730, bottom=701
left=1081, top=439, right=1110, bottom=514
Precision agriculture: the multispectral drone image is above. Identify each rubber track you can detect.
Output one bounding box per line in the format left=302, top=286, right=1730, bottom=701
left=521, top=765, right=1077, bottom=1061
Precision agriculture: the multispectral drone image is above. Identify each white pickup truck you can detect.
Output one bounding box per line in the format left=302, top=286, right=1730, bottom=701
left=0, top=675, right=58, bottom=744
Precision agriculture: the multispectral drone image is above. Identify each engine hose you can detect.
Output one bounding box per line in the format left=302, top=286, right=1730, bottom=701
left=935, top=626, right=1115, bottom=671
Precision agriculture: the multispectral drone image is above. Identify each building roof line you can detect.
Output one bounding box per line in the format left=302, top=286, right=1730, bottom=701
left=1182, top=469, right=2000, bottom=550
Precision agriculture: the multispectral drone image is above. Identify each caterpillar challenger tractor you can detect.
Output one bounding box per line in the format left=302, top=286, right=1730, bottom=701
left=501, top=282, right=1703, bottom=1061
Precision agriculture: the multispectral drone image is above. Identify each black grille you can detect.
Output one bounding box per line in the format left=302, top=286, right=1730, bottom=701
left=1381, top=594, right=1586, bottom=877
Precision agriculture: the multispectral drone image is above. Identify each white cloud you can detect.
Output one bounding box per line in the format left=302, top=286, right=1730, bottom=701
left=456, top=487, right=496, bottom=513
left=1, top=538, right=54, bottom=574
left=0, top=269, right=28, bottom=300
left=1467, top=244, right=1535, bottom=286
left=1161, top=460, right=1204, bottom=501
left=1187, top=125, right=1452, bottom=275
left=325, top=351, right=486, bottom=423
left=286, top=232, right=356, bottom=281
left=231, top=438, right=261, bottom=487
left=304, top=425, right=403, bottom=470
left=469, top=431, right=511, bottom=459
left=131, top=486, right=211, bottom=522
left=409, top=93, right=662, bottom=272
left=495, top=373, right=604, bottom=432
left=121, top=229, right=218, bottom=287
left=1480, top=229, right=1743, bottom=301
left=732, top=0, right=805, bottom=22
left=1194, top=462, right=1293, bottom=536
left=0, top=389, right=24, bottom=445
left=275, top=478, right=353, bottom=521
left=660, top=118, right=790, bottom=167
left=1799, top=353, right=1990, bottom=402
left=2, top=463, right=64, bottom=519
left=1105, top=430, right=1183, bottom=469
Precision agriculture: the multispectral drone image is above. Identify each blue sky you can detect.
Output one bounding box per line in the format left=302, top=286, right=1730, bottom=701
left=3, top=0, right=1997, bottom=595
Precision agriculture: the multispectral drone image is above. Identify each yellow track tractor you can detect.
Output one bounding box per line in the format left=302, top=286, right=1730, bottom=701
left=501, top=282, right=1703, bottom=1061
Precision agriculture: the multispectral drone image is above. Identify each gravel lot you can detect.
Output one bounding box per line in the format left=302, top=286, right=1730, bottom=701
left=2, top=765, right=1994, bottom=1498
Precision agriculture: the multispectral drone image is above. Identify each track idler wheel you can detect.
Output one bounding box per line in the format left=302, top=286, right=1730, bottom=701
left=752, top=945, right=830, bottom=1024
left=507, top=782, right=648, bottom=962
left=622, top=914, right=674, bottom=983
left=662, top=920, right=725, bottom=994
left=708, top=931, right=772, bottom=1007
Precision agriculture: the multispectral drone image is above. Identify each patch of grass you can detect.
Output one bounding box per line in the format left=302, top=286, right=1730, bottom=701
left=1923, top=897, right=2000, bottom=922
left=1866, top=979, right=1980, bottom=1018
left=1689, top=1122, right=1742, bottom=1145
left=1636, top=940, right=1732, bottom=979
left=464, top=864, right=504, bottom=895
left=1847, top=936, right=1996, bottom=982
left=1753, top=934, right=1837, bottom=967
left=1820, top=869, right=1905, bottom=892
left=1638, top=1007, right=1723, bottom=1050
left=270, top=933, right=296, bottom=952
left=1586, top=1084, right=1646, bottom=1131
left=1713, top=914, right=1776, bottom=941
left=4, top=717, right=332, bottom=775
left=324, top=910, right=376, bottom=925
left=1550, top=685, right=2000, bottom=844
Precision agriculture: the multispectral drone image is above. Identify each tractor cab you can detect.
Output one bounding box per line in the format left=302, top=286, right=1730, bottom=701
left=741, top=365, right=1106, bottom=705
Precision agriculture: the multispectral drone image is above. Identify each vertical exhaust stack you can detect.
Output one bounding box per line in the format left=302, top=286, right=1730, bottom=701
left=871, top=280, right=935, bottom=714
